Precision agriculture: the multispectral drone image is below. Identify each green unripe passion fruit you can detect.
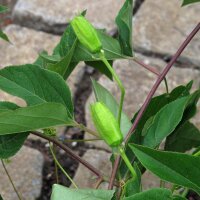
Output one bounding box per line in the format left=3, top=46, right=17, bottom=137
left=71, top=15, right=102, bottom=53
left=90, top=102, right=123, bottom=147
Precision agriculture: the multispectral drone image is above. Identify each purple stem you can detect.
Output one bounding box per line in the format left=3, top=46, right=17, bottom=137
left=108, top=22, right=200, bottom=190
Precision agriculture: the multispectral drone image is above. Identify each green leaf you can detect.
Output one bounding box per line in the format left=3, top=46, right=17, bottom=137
left=0, top=5, right=8, bottom=13
left=0, top=102, right=28, bottom=159
left=165, top=121, right=200, bottom=152
left=182, top=0, right=200, bottom=6
left=0, top=30, right=10, bottom=42
left=142, top=96, right=191, bottom=147
left=47, top=39, right=77, bottom=77
left=57, top=24, right=77, bottom=57
left=0, top=194, right=3, bottom=200
left=0, top=64, right=74, bottom=116
left=123, top=188, right=172, bottom=200
left=130, top=144, right=200, bottom=195
left=0, top=102, right=74, bottom=135
left=0, top=132, right=28, bottom=159
left=123, top=163, right=141, bottom=197
left=115, top=0, right=133, bottom=56
left=51, top=184, right=115, bottom=200
left=91, top=78, right=131, bottom=137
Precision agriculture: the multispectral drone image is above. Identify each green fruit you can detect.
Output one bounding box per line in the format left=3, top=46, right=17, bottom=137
left=71, top=15, right=102, bottom=53
left=90, top=102, right=123, bottom=147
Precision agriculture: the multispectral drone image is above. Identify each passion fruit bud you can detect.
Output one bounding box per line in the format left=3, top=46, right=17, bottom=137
left=90, top=102, right=123, bottom=147
left=71, top=15, right=102, bottom=53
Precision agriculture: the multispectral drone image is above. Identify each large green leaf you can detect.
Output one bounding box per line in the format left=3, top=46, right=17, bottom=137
left=0, top=102, right=28, bottom=159
left=123, top=188, right=172, bottom=200
left=0, top=5, right=8, bottom=13
left=130, top=144, right=200, bottom=195
left=0, top=64, right=73, bottom=116
left=0, top=102, right=74, bottom=135
left=165, top=121, right=200, bottom=152
left=0, top=30, right=10, bottom=42
left=115, top=0, right=133, bottom=56
left=0, top=194, right=3, bottom=200
left=51, top=184, right=115, bottom=200
left=182, top=0, right=200, bottom=6
left=142, top=96, right=191, bottom=147
left=91, top=78, right=131, bottom=137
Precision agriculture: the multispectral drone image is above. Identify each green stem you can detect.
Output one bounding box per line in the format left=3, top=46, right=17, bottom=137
left=171, top=184, right=177, bottom=193
left=118, top=147, right=137, bottom=180
left=53, top=144, right=59, bottom=183
left=194, top=150, right=200, bottom=157
left=99, top=50, right=125, bottom=127
left=75, top=123, right=99, bottom=137
left=182, top=188, right=189, bottom=197
left=1, top=160, right=22, bottom=200
left=59, top=138, right=103, bottom=143
left=49, top=143, right=78, bottom=189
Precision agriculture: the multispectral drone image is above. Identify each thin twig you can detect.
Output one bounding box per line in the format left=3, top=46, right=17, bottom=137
left=53, top=144, right=59, bottom=183
left=94, top=177, right=104, bottom=189
left=108, top=22, right=200, bottom=190
left=1, top=160, right=22, bottom=200
left=132, top=57, right=160, bottom=76
left=49, top=143, right=78, bottom=188
left=31, top=131, right=103, bottom=178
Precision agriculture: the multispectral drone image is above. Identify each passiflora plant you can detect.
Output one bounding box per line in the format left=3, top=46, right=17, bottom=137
left=0, top=0, right=200, bottom=199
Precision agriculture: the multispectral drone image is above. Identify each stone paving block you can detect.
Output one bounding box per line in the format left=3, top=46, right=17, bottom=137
left=0, top=146, right=44, bottom=200
left=72, top=149, right=112, bottom=189
left=85, top=54, right=200, bottom=150
left=133, top=0, right=200, bottom=67
left=12, top=0, right=125, bottom=34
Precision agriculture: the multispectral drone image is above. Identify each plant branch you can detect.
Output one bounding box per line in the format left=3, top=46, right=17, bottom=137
left=100, top=50, right=125, bottom=127
left=31, top=131, right=103, bottom=178
left=131, top=57, right=160, bottom=76
left=108, top=22, right=200, bottom=190
left=49, top=143, right=78, bottom=188
left=75, top=122, right=99, bottom=137
left=1, top=160, right=22, bottom=200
